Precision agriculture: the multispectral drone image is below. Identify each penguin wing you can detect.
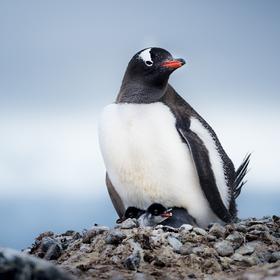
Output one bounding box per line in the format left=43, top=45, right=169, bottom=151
left=106, top=173, right=126, bottom=218
left=176, top=125, right=232, bottom=223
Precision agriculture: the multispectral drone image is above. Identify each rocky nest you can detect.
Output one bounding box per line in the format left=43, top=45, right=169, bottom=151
left=1, top=216, right=280, bottom=280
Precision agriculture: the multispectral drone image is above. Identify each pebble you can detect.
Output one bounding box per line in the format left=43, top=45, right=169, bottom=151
left=236, top=244, right=255, bottom=255
left=270, top=251, right=280, bottom=262
left=226, top=231, right=244, bottom=249
left=209, top=223, right=226, bottom=238
left=235, top=224, right=247, bottom=233
left=232, top=253, right=259, bottom=266
left=105, top=230, right=126, bottom=245
left=82, top=226, right=109, bottom=243
left=167, top=236, right=182, bottom=252
left=123, top=250, right=141, bottom=270
left=193, top=227, right=207, bottom=236
left=214, top=240, right=234, bottom=256
left=40, top=237, right=62, bottom=260
left=180, top=224, right=193, bottom=232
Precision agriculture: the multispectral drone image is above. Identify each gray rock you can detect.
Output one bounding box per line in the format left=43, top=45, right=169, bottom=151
left=40, top=237, right=62, bottom=260
left=214, top=240, right=234, bottom=256
left=236, top=244, right=255, bottom=255
left=82, top=225, right=109, bottom=243
left=209, top=223, right=226, bottom=238
left=193, top=227, right=207, bottom=236
left=226, top=231, right=244, bottom=249
left=105, top=230, right=126, bottom=245
left=180, top=224, right=193, bottom=232
left=123, top=250, right=141, bottom=270
left=120, top=218, right=138, bottom=229
left=235, top=224, right=247, bottom=233
left=270, top=251, right=280, bottom=262
left=0, top=247, right=74, bottom=280
left=206, top=235, right=217, bottom=242
left=167, top=236, right=182, bottom=252
left=232, top=253, right=259, bottom=266
left=179, top=243, right=195, bottom=255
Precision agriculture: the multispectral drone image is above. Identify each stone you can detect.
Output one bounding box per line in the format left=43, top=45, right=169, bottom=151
left=209, top=223, right=226, bottom=238
left=193, top=227, right=207, bottom=236
left=167, top=236, right=182, bottom=252
left=270, top=251, right=280, bottom=262
left=123, top=250, right=141, bottom=270
left=0, top=248, right=73, bottom=280
left=180, top=224, right=193, bottom=232
left=82, top=225, right=109, bottom=243
left=105, top=230, right=126, bottom=245
left=226, top=231, right=244, bottom=249
left=39, top=237, right=62, bottom=260
left=179, top=243, right=195, bottom=255
left=236, top=224, right=247, bottom=233
left=236, top=244, right=255, bottom=255
left=214, top=240, right=234, bottom=256
left=232, top=253, right=259, bottom=266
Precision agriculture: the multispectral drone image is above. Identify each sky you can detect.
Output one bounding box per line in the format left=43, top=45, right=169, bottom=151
left=0, top=1, right=279, bottom=249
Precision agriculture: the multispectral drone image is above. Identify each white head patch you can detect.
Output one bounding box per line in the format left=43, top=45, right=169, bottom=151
left=138, top=48, right=153, bottom=66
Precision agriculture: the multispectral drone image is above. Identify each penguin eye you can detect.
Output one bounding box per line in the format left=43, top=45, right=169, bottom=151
left=145, top=60, right=153, bottom=67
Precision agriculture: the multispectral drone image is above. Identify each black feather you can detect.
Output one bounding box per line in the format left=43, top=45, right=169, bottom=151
left=233, top=153, right=251, bottom=199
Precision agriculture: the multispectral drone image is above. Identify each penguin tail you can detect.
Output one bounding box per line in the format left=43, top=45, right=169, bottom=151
left=233, top=153, right=251, bottom=199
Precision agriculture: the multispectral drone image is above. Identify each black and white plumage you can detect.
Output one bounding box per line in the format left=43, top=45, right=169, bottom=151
left=118, top=203, right=173, bottom=227
left=99, top=47, right=250, bottom=228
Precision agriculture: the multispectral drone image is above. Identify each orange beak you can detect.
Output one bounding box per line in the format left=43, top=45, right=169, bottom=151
left=161, top=58, right=185, bottom=69
left=161, top=210, right=173, bottom=218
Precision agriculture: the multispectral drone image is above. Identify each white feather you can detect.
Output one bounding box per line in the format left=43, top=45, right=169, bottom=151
left=138, top=48, right=152, bottom=63
left=190, top=117, right=230, bottom=208
left=98, top=102, right=221, bottom=227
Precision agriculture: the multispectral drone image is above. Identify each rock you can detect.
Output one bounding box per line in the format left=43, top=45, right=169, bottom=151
left=0, top=248, right=74, bottom=280
left=236, top=244, right=255, bottom=255
left=39, top=237, right=62, bottom=260
left=120, top=218, right=138, bottom=229
left=214, top=240, right=234, bottom=256
left=236, top=224, right=247, bottom=233
left=232, top=253, right=259, bottom=266
left=193, top=227, right=207, bottom=236
left=179, top=243, right=195, bottom=255
left=82, top=225, right=109, bottom=243
left=24, top=216, right=280, bottom=279
left=167, top=236, right=182, bottom=252
left=270, top=251, right=280, bottom=262
left=226, top=231, right=244, bottom=249
left=179, top=224, right=193, bottom=232
left=123, top=250, right=141, bottom=270
left=105, top=230, right=126, bottom=245
left=208, top=223, right=226, bottom=238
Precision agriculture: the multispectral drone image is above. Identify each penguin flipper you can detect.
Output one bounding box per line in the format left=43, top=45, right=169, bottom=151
left=105, top=173, right=126, bottom=218
left=176, top=126, right=233, bottom=223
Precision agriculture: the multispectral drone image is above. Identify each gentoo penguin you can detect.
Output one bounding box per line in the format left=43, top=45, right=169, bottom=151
left=99, top=47, right=250, bottom=228
left=117, top=204, right=197, bottom=228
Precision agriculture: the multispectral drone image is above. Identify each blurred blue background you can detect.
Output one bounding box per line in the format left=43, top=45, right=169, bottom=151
left=0, top=0, right=279, bottom=250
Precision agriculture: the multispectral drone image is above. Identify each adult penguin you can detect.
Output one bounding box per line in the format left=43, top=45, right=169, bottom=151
left=99, top=47, right=250, bottom=228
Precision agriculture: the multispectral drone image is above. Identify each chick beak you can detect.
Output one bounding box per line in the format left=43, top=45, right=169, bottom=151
left=160, top=209, right=173, bottom=218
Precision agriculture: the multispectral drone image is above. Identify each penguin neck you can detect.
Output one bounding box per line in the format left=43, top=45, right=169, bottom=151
left=117, top=79, right=168, bottom=104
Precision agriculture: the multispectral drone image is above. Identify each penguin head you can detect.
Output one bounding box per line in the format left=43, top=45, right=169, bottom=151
left=124, top=48, right=185, bottom=89
left=124, top=206, right=145, bottom=219
left=145, top=203, right=173, bottom=225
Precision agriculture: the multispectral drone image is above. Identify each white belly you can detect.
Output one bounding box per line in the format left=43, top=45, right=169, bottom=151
left=98, top=102, right=220, bottom=227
